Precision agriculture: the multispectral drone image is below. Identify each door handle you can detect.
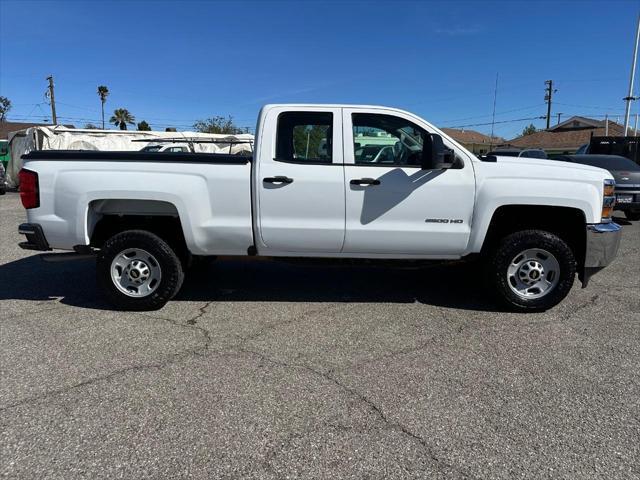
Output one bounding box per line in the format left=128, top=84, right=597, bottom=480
left=350, top=178, right=380, bottom=186
left=263, top=176, right=293, bottom=184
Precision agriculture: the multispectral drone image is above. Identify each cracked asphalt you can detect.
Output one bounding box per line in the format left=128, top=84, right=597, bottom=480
left=1, top=191, right=639, bottom=479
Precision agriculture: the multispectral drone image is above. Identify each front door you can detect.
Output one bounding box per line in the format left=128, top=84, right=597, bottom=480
left=256, top=107, right=346, bottom=254
left=342, top=108, right=476, bottom=257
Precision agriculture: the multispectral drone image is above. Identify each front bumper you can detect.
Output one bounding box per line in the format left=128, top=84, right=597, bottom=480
left=580, top=222, right=621, bottom=287
left=18, top=223, right=51, bottom=251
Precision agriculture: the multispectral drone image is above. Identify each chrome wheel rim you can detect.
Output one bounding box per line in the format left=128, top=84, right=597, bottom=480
left=110, top=248, right=162, bottom=298
left=507, top=248, right=560, bottom=299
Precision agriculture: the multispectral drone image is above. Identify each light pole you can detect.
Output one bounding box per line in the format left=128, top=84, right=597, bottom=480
left=623, top=14, right=640, bottom=135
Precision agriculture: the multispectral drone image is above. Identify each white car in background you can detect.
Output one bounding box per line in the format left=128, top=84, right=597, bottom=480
left=139, top=143, right=191, bottom=153
left=486, top=147, right=548, bottom=159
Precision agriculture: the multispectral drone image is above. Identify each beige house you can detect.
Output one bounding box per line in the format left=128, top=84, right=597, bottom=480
left=507, top=116, right=627, bottom=155
left=440, top=128, right=504, bottom=155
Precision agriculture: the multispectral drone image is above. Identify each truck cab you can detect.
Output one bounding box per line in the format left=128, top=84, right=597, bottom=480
left=254, top=105, right=474, bottom=257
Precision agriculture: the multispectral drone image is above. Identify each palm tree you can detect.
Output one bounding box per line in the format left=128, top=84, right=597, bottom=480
left=97, top=86, right=109, bottom=129
left=110, top=108, right=135, bottom=130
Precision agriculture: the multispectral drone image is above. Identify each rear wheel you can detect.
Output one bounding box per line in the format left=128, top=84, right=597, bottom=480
left=97, top=230, right=184, bottom=310
left=488, top=230, right=576, bottom=312
left=625, top=210, right=640, bottom=221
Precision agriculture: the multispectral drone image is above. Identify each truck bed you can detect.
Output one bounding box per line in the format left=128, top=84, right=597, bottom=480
left=21, top=152, right=254, bottom=255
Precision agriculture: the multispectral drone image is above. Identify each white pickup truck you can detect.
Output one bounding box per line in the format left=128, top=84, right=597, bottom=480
left=18, top=104, right=621, bottom=312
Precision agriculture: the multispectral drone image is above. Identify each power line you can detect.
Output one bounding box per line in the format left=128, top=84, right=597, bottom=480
left=555, top=101, right=624, bottom=111
left=437, top=104, right=545, bottom=124
left=444, top=115, right=546, bottom=129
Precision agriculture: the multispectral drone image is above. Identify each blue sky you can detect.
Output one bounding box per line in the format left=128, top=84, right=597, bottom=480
left=0, top=0, right=638, bottom=138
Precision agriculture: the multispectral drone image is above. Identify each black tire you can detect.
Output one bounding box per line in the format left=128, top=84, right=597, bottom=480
left=488, top=230, right=576, bottom=312
left=0, top=187, right=5, bottom=195
left=625, top=210, right=640, bottom=221
left=97, top=230, right=184, bottom=311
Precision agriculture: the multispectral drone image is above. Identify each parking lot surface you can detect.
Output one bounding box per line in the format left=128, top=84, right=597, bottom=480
left=1, top=191, right=639, bottom=479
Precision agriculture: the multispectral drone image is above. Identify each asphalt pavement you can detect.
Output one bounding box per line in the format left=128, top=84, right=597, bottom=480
left=1, top=191, right=638, bottom=479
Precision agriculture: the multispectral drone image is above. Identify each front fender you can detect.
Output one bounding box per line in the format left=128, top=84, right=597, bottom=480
left=466, top=176, right=601, bottom=254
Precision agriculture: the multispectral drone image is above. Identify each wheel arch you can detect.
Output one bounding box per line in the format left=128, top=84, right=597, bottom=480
left=478, top=204, right=587, bottom=268
left=87, top=199, right=190, bottom=260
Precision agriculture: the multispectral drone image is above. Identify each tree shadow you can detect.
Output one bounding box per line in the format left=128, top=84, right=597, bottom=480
left=0, top=255, right=506, bottom=313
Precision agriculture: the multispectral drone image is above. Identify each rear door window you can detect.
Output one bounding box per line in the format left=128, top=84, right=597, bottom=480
left=276, top=112, right=333, bottom=164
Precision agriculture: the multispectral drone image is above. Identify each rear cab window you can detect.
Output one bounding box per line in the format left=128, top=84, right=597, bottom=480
left=276, top=112, right=333, bottom=164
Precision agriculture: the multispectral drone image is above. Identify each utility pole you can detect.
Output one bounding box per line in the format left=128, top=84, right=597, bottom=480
left=624, top=14, right=640, bottom=135
left=635, top=113, right=639, bottom=136
left=46, top=75, right=57, bottom=124
left=605, top=114, right=609, bottom=136
left=556, top=112, right=563, bottom=125
left=544, top=80, right=555, bottom=129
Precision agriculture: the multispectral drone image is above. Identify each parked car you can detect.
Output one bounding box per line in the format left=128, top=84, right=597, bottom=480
left=559, top=154, right=640, bottom=221
left=0, top=162, right=7, bottom=195
left=17, top=103, right=620, bottom=312
left=486, top=147, right=548, bottom=159
left=139, top=143, right=191, bottom=153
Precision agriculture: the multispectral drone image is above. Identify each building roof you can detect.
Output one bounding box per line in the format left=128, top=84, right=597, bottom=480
left=0, top=121, right=75, bottom=140
left=507, top=117, right=626, bottom=151
left=548, top=116, right=603, bottom=131
left=440, top=128, right=504, bottom=145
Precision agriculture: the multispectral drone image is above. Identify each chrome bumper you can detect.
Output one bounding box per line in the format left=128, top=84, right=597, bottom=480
left=580, top=222, right=621, bottom=287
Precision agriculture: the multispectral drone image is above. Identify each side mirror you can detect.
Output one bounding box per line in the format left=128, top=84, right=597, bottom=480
left=421, top=133, right=457, bottom=169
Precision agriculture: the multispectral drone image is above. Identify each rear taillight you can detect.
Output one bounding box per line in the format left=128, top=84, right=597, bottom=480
left=19, top=169, right=40, bottom=209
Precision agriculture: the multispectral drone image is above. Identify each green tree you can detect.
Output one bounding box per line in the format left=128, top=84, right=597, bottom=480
left=293, top=125, right=329, bottom=160
left=0, top=96, right=11, bottom=122
left=97, top=86, right=109, bottom=129
left=137, top=120, right=151, bottom=131
left=110, top=108, right=135, bottom=130
left=521, top=123, right=537, bottom=136
left=192, top=116, right=243, bottom=134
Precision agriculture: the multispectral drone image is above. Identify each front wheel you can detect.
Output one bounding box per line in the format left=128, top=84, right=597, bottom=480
left=488, top=230, right=576, bottom=312
left=97, top=230, right=184, bottom=311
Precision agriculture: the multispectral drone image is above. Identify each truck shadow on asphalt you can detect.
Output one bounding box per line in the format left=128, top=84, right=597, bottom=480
left=0, top=255, right=507, bottom=312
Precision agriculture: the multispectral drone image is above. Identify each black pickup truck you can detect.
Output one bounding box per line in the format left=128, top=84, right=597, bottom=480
left=560, top=154, right=640, bottom=221
left=577, top=136, right=640, bottom=164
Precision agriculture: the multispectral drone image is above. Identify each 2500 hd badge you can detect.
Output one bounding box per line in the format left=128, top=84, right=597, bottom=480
left=425, top=218, right=464, bottom=223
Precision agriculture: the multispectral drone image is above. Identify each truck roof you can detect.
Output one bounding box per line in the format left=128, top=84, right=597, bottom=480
left=263, top=103, right=401, bottom=110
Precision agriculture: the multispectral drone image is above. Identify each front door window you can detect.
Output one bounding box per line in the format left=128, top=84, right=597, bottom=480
left=352, top=113, right=426, bottom=167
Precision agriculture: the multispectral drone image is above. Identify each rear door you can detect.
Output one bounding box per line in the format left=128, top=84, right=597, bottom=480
left=342, top=108, right=476, bottom=257
left=256, top=106, right=346, bottom=254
